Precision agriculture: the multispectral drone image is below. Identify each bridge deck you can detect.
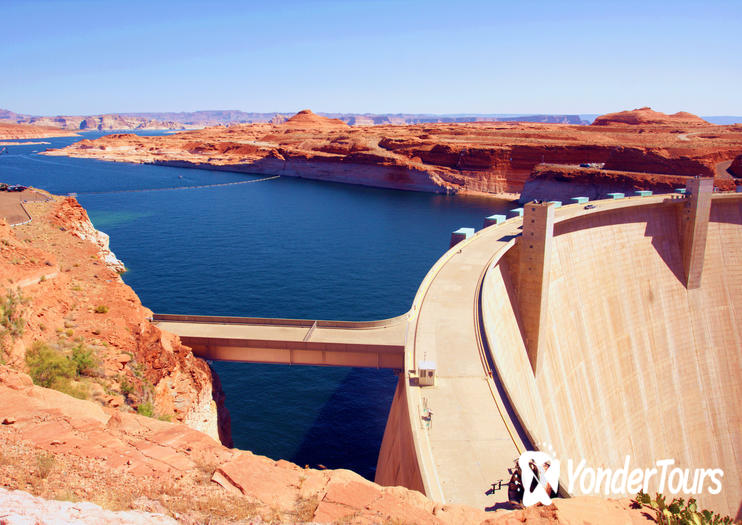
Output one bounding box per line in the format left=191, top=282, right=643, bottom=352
left=154, top=314, right=407, bottom=369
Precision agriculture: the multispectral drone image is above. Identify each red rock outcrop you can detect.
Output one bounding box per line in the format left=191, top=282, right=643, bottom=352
left=44, top=108, right=742, bottom=197
left=0, top=122, right=78, bottom=139
left=592, top=107, right=710, bottom=126
left=281, top=109, right=349, bottom=129
left=0, top=364, right=658, bottom=523
left=519, top=163, right=712, bottom=202
left=0, top=195, right=230, bottom=445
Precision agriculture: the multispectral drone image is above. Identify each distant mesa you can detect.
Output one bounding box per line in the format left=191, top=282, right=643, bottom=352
left=269, top=114, right=289, bottom=125
left=0, top=121, right=78, bottom=139
left=280, top=109, right=349, bottom=129
left=592, top=107, right=710, bottom=126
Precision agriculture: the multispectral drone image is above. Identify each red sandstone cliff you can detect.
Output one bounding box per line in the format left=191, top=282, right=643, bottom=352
left=0, top=122, right=78, bottom=140
left=518, top=163, right=722, bottom=203
left=591, top=106, right=710, bottom=126
left=44, top=108, right=742, bottom=197
left=0, top=194, right=230, bottom=445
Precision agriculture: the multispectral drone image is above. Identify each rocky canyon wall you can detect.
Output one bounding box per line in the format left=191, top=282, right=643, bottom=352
left=0, top=194, right=230, bottom=444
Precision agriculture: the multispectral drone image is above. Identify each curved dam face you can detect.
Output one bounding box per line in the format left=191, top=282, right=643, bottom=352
left=482, top=197, right=741, bottom=516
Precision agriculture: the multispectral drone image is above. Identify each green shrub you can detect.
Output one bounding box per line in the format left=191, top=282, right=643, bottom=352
left=634, top=492, right=736, bottom=525
left=36, top=452, right=55, bottom=479
left=137, top=402, right=154, bottom=417
left=1, top=288, right=26, bottom=339
left=120, top=377, right=133, bottom=397
left=25, top=343, right=75, bottom=388
left=51, top=378, right=88, bottom=400
left=94, top=305, right=109, bottom=314
left=71, top=344, right=98, bottom=376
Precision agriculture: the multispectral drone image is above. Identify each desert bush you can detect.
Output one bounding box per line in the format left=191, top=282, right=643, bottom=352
left=1, top=288, right=26, bottom=344
left=137, top=402, right=154, bottom=417
left=293, top=495, right=319, bottom=522
left=26, top=342, right=75, bottom=388
left=120, top=377, right=133, bottom=397
left=94, top=305, right=109, bottom=314
left=36, top=452, right=55, bottom=479
left=634, top=492, right=737, bottom=525
left=25, top=341, right=97, bottom=399
left=71, top=344, right=98, bottom=376
left=51, top=378, right=89, bottom=400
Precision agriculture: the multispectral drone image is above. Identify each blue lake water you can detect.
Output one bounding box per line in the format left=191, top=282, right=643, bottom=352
left=0, top=131, right=514, bottom=479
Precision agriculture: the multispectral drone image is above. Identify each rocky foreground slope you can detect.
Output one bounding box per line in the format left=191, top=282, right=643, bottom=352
left=0, top=194, right=663, bottom=523
left=43, top=107, right=742, bottom=197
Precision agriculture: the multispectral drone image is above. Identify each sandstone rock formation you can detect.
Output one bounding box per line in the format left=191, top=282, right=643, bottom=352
left=0, top=122, right=78, bottom=140
left=518, top=163, right=728, bottom=202
left=280, top=109, right=349, bottom=129
left=0, top=363, right=657, bottom=523
left=0, top=110, right=187, bottom=131
left=591, top=107, right=710, bottom=126
left=0, top=195, right=230, bottom=445
left=44, top=109, right=742, bottom=197
left=0, top=487, right=176, bottom=524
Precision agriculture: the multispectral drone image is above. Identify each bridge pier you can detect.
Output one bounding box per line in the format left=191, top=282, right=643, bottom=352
left=518, top=201, right=556, bottom=374
left=680, top=178, right=713, bottom=289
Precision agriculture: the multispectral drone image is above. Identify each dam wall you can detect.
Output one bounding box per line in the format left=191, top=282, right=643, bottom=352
left=375, top=377, right=426, bottom=494
left=481, top=196, right=742, bottom=516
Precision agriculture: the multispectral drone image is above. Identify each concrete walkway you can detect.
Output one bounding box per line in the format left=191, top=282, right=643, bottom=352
left=405, top=218, right=527, bottom=510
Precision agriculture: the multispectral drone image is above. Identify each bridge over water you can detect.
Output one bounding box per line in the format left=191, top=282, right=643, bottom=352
left=154, top=314, right=406, bottom=369
left=155, top=185, right=742, bottom=516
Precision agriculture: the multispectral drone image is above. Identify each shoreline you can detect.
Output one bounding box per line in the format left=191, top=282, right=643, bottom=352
left=42, top=149, right=525, bottom=200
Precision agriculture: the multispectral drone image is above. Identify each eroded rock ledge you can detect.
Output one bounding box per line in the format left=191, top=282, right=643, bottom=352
left=44, top=108, right=742, bottom=197
left=0, top=195, right=230, bottom=444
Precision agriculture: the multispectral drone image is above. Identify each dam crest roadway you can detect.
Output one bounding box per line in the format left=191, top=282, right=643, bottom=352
left=156, top=185, right=742, bottom=516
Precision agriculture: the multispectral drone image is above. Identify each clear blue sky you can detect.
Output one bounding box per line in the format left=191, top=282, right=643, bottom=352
left=2, top=0, right=740, bottom=116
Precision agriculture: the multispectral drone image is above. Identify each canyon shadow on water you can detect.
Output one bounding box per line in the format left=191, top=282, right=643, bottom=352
left=0, top=132, right=515, bottom=479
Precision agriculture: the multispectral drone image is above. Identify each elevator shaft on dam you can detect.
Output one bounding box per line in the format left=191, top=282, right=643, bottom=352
left=153, top=313, right=406, bottom=369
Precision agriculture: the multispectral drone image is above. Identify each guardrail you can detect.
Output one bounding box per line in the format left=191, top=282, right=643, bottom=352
left=152, top=312, right=408, bottom=330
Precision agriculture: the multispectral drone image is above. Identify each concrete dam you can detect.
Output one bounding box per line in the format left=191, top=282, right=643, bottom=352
left=157, top=181, right=741, bottom=518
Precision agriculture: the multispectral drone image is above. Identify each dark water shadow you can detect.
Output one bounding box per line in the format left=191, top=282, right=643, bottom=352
left=290, top=367, right=397, bottom=480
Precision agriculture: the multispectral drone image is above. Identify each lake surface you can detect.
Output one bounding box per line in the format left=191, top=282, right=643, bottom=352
left=0, top=131, right=515, bottom=479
